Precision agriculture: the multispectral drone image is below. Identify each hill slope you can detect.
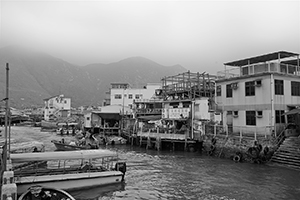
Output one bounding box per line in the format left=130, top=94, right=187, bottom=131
left=0, top=46, right=186, bottom=108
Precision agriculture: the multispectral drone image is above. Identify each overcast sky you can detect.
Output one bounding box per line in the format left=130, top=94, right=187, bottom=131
left=0, top=0, right=299, bottom=74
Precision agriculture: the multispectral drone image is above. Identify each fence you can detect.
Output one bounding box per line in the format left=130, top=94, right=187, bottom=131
left=205, top=124, right=276, bottom=140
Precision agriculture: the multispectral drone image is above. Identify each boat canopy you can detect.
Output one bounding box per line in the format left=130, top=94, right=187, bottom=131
left=10, top=149, right=118, bottom=163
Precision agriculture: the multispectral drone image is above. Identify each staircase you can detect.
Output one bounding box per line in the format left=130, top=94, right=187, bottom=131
left=270, top=136, right=300, bottom=170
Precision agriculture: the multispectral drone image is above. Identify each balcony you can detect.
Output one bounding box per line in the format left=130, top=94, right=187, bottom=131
left=135, top=108, right=162, bottom=115
left=217, top=62, right=300, bottom=80
left=217, top=51, right=299, bottom=80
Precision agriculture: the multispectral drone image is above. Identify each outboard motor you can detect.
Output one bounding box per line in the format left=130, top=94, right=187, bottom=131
left=115, top=162, right=127, bottom=181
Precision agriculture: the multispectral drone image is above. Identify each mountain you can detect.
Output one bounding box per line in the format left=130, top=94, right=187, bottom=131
left=0, top=46, right=186, bottom=108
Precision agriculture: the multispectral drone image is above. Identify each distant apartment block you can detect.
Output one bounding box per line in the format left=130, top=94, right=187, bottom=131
left=43, top=94, right=71, bottom=120
left=103, top=83, right=162, bottom=110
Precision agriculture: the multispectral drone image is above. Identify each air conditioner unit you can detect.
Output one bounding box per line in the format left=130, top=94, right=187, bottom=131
left=231, top=82, right=238, bottom=90
left=233, top=111, right=239, bottom=117
left=255, top=80, right=262, bottom=87
left=256, top=111, right=263, bottom=118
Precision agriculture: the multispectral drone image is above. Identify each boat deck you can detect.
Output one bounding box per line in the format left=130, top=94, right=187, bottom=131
left=14, top=166, right=109, bottom=177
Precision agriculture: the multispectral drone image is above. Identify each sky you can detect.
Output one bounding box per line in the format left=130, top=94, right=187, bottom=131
left=0, top=0, right=299, bottom=74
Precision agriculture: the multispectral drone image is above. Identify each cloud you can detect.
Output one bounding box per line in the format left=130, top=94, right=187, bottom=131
left=0, top=0, right=299, bottom=74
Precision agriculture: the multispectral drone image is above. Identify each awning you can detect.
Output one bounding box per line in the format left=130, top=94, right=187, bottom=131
left=96, top=113, right=121, bottom=120
left=283, top=109, right=300, bottom=115
left=138, top=115, right=162, bottom=121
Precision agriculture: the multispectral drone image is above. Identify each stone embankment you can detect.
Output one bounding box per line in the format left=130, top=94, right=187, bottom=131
left=202, top=134, right=277, bottom=164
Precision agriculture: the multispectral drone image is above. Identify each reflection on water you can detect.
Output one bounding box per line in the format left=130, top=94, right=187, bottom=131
left=5, top=126, right=300, bottom=200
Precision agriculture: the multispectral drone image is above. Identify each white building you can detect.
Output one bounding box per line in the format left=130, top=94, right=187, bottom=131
left=216, top=51, right=300, bottom=136
left=43, top=94, right=71, bottom=121
left=105, top=83, right=162, bottom=109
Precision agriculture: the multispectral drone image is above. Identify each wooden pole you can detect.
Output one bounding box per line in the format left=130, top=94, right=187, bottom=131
left=4, top=63, right=9, bottom=169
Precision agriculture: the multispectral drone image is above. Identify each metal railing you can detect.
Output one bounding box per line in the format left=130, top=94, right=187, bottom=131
left=204, top=124, right=275, bottom=141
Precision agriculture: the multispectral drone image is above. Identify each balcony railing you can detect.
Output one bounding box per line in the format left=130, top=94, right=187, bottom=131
left=135, top=108, right=162, bottom=114
left=217, top=62, right=300, bottom=80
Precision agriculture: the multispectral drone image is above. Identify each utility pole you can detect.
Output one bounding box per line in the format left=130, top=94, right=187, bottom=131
left=3, top=63, right=9, bottom=169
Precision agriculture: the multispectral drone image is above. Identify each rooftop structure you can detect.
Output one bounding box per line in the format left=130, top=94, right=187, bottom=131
left=218, top=51, right=300, bottom=80
left=161, top=71, right=217, bottom=101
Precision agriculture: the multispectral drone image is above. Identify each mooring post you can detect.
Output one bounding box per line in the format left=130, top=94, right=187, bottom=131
left=172, top=142, right=175, bottom=151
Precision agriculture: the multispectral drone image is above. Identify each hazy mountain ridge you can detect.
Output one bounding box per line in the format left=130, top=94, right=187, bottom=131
left=0, top=46, right=186, bottom=108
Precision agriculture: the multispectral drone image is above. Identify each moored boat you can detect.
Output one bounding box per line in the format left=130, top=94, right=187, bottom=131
left=51, top=139, right=97, bottom=151
left=10, top=141, right=45, bottom=154
left=18, top=185, right=75, bottom=200
left=41, top=120, right=58, bottom=129
left=11, top=149, right=127, bottom=195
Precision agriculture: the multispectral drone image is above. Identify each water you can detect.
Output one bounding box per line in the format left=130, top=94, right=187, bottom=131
left=3, top=126, right=300, bottom=200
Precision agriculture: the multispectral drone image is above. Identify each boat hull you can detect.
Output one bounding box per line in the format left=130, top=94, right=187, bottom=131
left=18, top=186, right=76, bottom=200
left=41, top=120, right=57, bottom=128
left=15, top=171, right=124, bottom=195
left=51, top=140, right=98, bottom=151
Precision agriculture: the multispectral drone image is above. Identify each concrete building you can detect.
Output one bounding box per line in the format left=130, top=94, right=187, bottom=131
left=216, top=51, right=300, bottom=136
left=43, top=94, right=71, bottom=121
left=104, top=83, right=162, bottom=110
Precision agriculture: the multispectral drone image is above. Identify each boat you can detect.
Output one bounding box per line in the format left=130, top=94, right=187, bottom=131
left=106, top=136, right=127, bottom=145
left=41, top=120, right=58, bottom=129
left=98, top=136, right=127, bottom=145
left=18, top=185, right=75, bottom=200
left=11, top=149, right=127, bottom=195
left=10, top=141, right=47, bottom=171
left=51, top=139, right=98, bottom=151
left=10, top=141, right=45, bottom=154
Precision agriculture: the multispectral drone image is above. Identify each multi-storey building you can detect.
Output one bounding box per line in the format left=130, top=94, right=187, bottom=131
left=43, top=94, right=71, bottom=121
left=216, top=51, right=300, bottom=136
left=104, top=83, right=161, bottom=109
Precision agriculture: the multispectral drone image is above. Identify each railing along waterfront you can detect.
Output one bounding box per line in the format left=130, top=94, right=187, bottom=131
left=137, top=125, right=188, bottom=140
left=205, top=124, right=276, bottom=141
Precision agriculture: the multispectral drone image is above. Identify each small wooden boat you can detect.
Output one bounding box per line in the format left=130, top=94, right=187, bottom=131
left=41, top=120, right=58, bottom=129
left=98, top=136, right=127, bottom=145
left=10, top=141, right=45, bottom=154
left=51, top=139, right=98, bottom=151
left=18, top=185, right=75, bottom=200
left=11, top=149, right=127, bottom=195
left=10, top=141, right=47, bottom=171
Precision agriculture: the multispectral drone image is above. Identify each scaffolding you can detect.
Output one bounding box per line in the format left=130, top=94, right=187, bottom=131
left=161, top=71, right=217, bottom=101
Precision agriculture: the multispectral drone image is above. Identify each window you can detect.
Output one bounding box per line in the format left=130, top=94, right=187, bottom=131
left=242, top=67, right=249, bottom=75
left=275, top=80, right=284, bottom=95
left=246, top=111, right=256, bottom=125
left=64, top=100, right=67, bottom=104
left=291, top=81, right=300, bottom=96
left=87, top=117, right=90, bottom=121
left=245, top=81, right=255, bottom=96
left=135, top=94, right=140, bottom=99
left=114, top=94, right=122, bottom=99
left=275, top=110, right=285, bottom=123
left=226, top=84, right=232, bottom=98
left=216, top=85, right=221, bottom=96
left=128, top=94, right=133, bottom=99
